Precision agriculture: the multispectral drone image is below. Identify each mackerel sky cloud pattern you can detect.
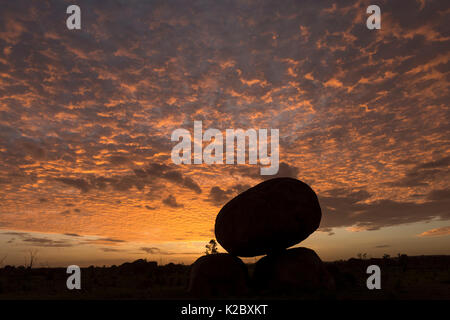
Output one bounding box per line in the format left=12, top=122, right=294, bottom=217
left=0, top=0, right=448, bottom=264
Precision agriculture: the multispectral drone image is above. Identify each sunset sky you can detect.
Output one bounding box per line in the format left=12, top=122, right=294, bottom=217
left=0, top=0, right=449, bottom=267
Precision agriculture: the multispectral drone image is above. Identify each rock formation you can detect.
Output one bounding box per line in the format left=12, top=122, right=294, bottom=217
left=215, top=177, right=321, bottom=257
left=188, top=253, right=248, bottom=297
left=189, top=177, right=334, bottom=296
left=253, top=247, right=335, bottom=292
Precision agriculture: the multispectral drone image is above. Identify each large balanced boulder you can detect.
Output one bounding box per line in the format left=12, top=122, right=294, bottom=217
left=215, top=178, right=321, bottom=257
left=253, top=247, right=335, bottom=292
left=188, top=253, right=249, bottom=297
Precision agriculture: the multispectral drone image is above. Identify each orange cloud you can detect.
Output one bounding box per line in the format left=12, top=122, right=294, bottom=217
left=419, top=226, right=450, bottom=237
left=324, top=78, right=343, bottom=88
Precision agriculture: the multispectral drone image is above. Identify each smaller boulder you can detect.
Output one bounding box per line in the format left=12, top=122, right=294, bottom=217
left=188, top=254, right=248, bottom=297
left=253, top=247, right=335, bottom=293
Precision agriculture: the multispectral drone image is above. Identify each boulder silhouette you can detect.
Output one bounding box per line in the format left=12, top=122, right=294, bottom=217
left=188, top=253, right=248, bottom=297
left=215, top=177, right=321, bottom=257
left=253, top=247, right=335, bottom=292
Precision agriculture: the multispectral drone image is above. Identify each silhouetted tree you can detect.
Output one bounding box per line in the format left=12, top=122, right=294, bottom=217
left=25, top=250, right=38, bottom=269
left=0, top=255, right=6, bottom=267
left=205, top=239, right=218, bottom=255
left=357, top=253, right=368, bottom=260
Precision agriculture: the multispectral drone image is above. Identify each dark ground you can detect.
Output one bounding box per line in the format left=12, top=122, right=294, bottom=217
left=0, top=255, right=448, bottom=300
